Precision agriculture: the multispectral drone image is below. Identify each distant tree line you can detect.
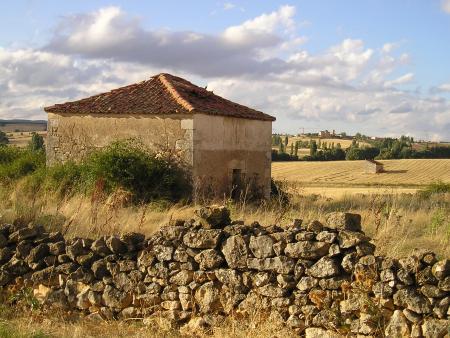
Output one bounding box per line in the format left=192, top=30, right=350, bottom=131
left=272, top=134, right=450, bottom=162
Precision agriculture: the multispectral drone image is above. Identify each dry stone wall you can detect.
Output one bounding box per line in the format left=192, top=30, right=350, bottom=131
left=0, top=206, right=449, bottom=337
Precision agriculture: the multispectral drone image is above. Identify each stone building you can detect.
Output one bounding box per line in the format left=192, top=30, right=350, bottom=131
left=364, top=159, right=384, bottom=173
left=44, top=73, right=275, bottom=199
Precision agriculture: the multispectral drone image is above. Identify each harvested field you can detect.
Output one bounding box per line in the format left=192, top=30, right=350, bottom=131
left=5, top=131, right=47, bottom=147
left=272, top=159, right=450, bottom=188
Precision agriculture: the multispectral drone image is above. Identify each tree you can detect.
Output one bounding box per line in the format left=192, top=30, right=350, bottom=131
left=0, top=131, right=9, bottom=145
left=310, top=140, right=318, bottom=156
left=290, top=143, right=294, bottom=155
left=278, top=143, right=285, bottom=154
left=29, top=132, right=45, bottom=152
left=336, top=143, right=341, bottom=149
left=284, top=135, right=289, bottom=147
left=294, top=142, right=299, bottom=156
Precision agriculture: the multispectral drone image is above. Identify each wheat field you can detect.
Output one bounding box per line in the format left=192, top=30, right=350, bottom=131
left=272, top=159, right=450, bottom=187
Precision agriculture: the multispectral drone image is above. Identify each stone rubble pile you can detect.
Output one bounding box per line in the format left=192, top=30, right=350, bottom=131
left=0, top=205, right=448, bottom=337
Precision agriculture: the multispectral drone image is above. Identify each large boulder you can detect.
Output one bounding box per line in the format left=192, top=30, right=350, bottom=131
left=325, top=212, right=361, bottom=231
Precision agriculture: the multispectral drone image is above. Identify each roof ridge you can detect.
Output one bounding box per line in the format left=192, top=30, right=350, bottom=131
left=158, top=74, right=194, bottom=112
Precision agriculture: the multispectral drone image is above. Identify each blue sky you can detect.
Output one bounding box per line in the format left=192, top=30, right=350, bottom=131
left=0, top=1, right=449, bottom=140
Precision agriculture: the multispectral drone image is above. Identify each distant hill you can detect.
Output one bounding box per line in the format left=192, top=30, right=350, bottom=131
left=0, top=119, right=47, bottom=132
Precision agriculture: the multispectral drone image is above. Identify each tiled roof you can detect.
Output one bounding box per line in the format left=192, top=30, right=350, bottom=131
left=366, top=159, right=383, bottom=165
left=44, top=73, right=275, bottom=121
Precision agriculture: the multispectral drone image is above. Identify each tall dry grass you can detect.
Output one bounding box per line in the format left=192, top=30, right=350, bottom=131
left=0, top=180, right=448, bottom=258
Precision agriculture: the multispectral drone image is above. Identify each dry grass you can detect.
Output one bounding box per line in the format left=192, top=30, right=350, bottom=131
left=272, top=159, right=450, bottom=187
left=0, top=308, right=295, bottom=338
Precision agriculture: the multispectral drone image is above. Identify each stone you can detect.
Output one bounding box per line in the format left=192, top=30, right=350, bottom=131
left=249, top=235, right=274, bottom=258
left=183, top=229, right=222, bottom=249
left=66, top=238, right=86, bottom=261
left=385, top=310, right=410, bottom=338
left=221, top=235, right=248, bottom=269
left=215, top=269, right=242, bottom=287
left=169, top=270, right=193, bottom=286
left=9, top=227, right=39, bottom=242
left=438, top=276, right=450, bottom=291
left=421, top=319, right=448, bottom=338
left=316, top=231, right=337, bottom=243
left=403, top=309, right=422, bottom=324
left=255, top=284, right=287, bottom=298
left=421, top=284, right=445, bottom=298
left=194, top=282, right=222, bottom=313
left=432, top=259, right=450, bottom=280
left=397, top=268, right=414, bottom=285
left=297, top=276, right=318, bottom=292
left=102, top=285, right=132, bottom=309
left=312, top=309, right=340, bottom=330
left=308, top=257, right=340, bottom=278
left=0, top=247, right=13, bottom=264
left=286, top=315, right=305, bottom=330
left=325, top=212, right=362, bottom=231
left=393, top=288, right=432, bottom=314
left=195, top=205, right=231, bottom=228
left=26, top=243, right=49, bottom=265
left=285, top=241, right=330, bottom=259
left=416, top=266, right=437, bottom=285
left=305, top=328, right=344, bottom=338
left=246, top=256, right=295, bottom=274
left=91, top=238, right=112, bottom=257
left=304, top=220, right=323, bottom=233
left=337, top=231, right=369, bottom=249
left=16, top=241, right=33, bottom=259
left=194, top=249, right=224, bottom=270
left=153, top=245, right=173, bottom=262
left=48, top=241, right=65, bottom=256
left=105, top=236, right=127, bottom=255
left=91, top=260, right=110, bottom=279
left=341, top=252, right=357, bottom=273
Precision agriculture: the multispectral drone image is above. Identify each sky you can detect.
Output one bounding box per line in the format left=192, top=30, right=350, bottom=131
left=0, top=1, right=450, bottom=141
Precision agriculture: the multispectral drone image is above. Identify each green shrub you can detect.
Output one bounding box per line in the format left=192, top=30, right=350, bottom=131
left=82, top=141, right=190, bottom=202
left=28, top=132, right=45, bottom=152
left=0, top=148, right=45, bottom=182
left=419, top=181, right=450, bottom=198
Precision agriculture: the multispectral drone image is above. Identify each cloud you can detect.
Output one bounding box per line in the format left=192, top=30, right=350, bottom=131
left=442, top=0, right=450, bottom=13
left=46, top=5, right=297, bottom=77
left=0, top=5, right=449, bottom=141
left=223, top=2, right=236, bottom=10
left=384, top=73, right=414, bottom=87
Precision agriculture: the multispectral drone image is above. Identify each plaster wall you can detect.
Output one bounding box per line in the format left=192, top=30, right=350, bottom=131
left=46, top=113, right=194, bottom=166
left=192, top=114, right=272, bottom=199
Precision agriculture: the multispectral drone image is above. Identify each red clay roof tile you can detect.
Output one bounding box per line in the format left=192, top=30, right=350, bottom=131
left=44, top=73, right=276, bottom=122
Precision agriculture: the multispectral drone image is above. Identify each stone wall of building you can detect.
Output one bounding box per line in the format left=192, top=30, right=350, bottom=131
left=193, top=114, right=272, bottom=199
left=46, top=113, right=194, bottom=166
left=0, top=206, right=448, bottom=337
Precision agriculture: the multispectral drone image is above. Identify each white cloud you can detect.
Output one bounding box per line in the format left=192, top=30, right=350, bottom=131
left=435, top=83, right=450, bottom=92
left=442, top=0, right=450, bottom=13
left=222, top=5, right=296, bottom=45
left=384, top=73, right=415, bottom=87
left=223, top=2, right=236, bottom=10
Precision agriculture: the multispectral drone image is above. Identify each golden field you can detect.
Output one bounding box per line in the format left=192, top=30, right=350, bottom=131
left=4, top=131, right=47, bottom=147
left=272, top=159, right=450, bottom=188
